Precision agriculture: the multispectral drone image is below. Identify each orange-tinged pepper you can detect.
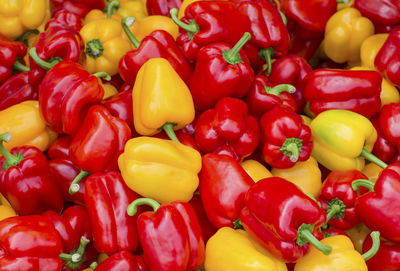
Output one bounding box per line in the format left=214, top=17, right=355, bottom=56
left=345, top=223, right=371, bottom=253
left=301, top=115, right=312, bottom=126
left=130, top=15, right=179, bottom=41
left=0, top=205, right=16, bottom=221
left=101, top=83, right=119, bottom=100
left=360, top=33, right=389, bottom=69
left=241, top=160, right=273, bottom=182
left=361, top=163, right=382, bottom=183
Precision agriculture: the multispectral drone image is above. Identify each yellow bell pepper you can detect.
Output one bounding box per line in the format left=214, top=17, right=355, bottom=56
left=360, top=34, right=389, bottom=69
left=131, top=15, right=179, bottom=41
left=0, top=101, right=56, bottom=152
left=0, top=0, right=48, bottom=39
left=301, top=115, right=312, bottom=126
left=361, top=163, right=383, bottom=183
left=0, top=205, right=16, bottom=221
left=79, top=18, right=132, bottom=76
left=271, top=157, right=322, bottom=197
left=83, top=10, right=122, bottom=25
left=101, top=83, right=119, bottom=100
left=205, top=227, right=288, bottom=271
left=240, top=159, right=273, bottom=182
left=118, top=136, right=201, bottom=204
left=323, top=8, right=374, bottom=64
left=345, top=223, right=371, bottom=253
left=132, top=58, right=195, bottom=140
left=178, top=0, right=201, bottom=19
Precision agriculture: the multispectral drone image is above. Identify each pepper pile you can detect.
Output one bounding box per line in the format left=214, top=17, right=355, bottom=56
left=0, top=0, right=400, bottom=270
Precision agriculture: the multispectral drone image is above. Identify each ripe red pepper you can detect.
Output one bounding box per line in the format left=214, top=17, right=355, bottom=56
left=147, top=0, right=182, bottom=17
left=240, top=177, right=331, bottom=262
left=38, top=61, right=104, bottom=135
left=194, top=97, right=260, bottom=161
left=102, top=89, right=135, bottom=133
left=50, top=0, right=105, bottom=17
left=45, top=10, right=83, bottom=32
left=0, top=216, right=63, bottom=270
left=95, top=251, right=148, bottom=271
left=199, top=153, right=254, bottom=228
left=371, top=112, right=398, bottom=163
left=84, top=171, right=141, bottom=254
left=189, top=193, right=217, bottom=243
left=127, top=198, right=205, bottom=271
left=378, top=103, right=400, bottom=157
left=304, top=69, right=382, bottom=117
left=362, top=233, right=400, bottom=271
left=354, top=0, right=400, bottom=26
left=0, top=133, right=63, bottom=216
left=0, top=72, right=37, bottom=110
left=288, top=30, right=323, bottom=61
left=260, top=105, right=312, bottom=169
left=189, top=32, right=254, bottom=111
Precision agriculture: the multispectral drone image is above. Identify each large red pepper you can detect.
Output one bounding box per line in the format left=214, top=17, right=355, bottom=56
left=147, top=0, right=182, bottom=17
left=102, top=89, right=135, bottom=133
left=189, top=32, right=254, bottom=111
left=0, top=72, right=37, bottom=110
left=95, top=251, right=148, bottom=271
left=362, top=233, right=400, bottom=271
left=127, top=198, right=205, bottom=271
left=378, top=103, right=400, bottom=157
left=0, top=133, right=63, bottom=216
left=354, top=0, right=400, bottom=27
left=38, top=61, right=104, bottom=135
left=304, top=69, right=382, bottom=117
left=194, top=97, right=260, bottom=161
left=371, top=112, right=398, bottom=163
left=199, top=153, right=254, bottom=228
left=0, top=216, right=63, bottom=270
left=45, top=10, right=83, bottom=32
left=84, top=171, right=141, bottom=254
left=240, top=177, right=331, bottom=262
left=260, top=105, right=312, bottom=169
left=50, top=0, right=106, bottom=17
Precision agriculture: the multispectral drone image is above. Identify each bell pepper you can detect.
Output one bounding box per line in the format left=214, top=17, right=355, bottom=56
left=378, top=103, right=400, bottom=157
left=83, top=2, right=123, bottom=25
left=370, top=112, right=397, bottom=163
left=102, top=89, right=135, bottom=132
left=240, top=177, right=331, bottom=262
left=245, top=75, right=297, bottom=118
left=324, top=8, right=375, bottom=64
left=170, top=1, right=251, bottom=61
left=117, top=0, right=148, bottom=21
left=241, top=159, right=273, bottom=182
left=84, top=171, right=141, bottom=254
left=47, top=136, right=73, bottom=160
left=0, top=216, right=63, bottom=270
left=287, top=30, right=323, bottom=61
left=118, top=136, right=201, bottom=203
left=84, top=0, right=148, bottom=23
left=362, top=163, right=384, bottom=183
left=294, top=232, right=380, bottom=271
left=127, top=198, right=205, bottom=271
left=260, top=105, right=313, bottom=169
left=346, top=223, right=372, bottom=253
left=354, top=0, right=400, bottom=26
left=360, top=33, right=389, bottom=69
left=38, top=61, right=105, bottom=136
left=46, top=10, right=83, bottom=32
left=194, top=97, right=260, bottom=161
left=189, top=32, right=254, bottom=111
left=189, top=193, right=217, bottom=243
left=119, top=18, right=193, bottom=86
left=310, top=109, right=387, bottom=171
left=51, top=0, right=106, bottom=18
left=0, top=205, right=16, bottom=221
left=205, top=227, right=288, bottom=271
left=304, top=69, right=382, bottom=117
left=375, top=27, right=400, bottom=87
left=131, top=15, right=179, bottom=41
left=147, top=0, right=182, bottom=17
left=0, top=0, right=48, bottom=39
left=132, top=58, right=195, bottom=141
left=199, top=153, right=254, bottom=228
left=94, top=251, right=147, bottom=271
left=0, top=72, right=37, bottom=111
left=362, top=233, right=400, bottom=271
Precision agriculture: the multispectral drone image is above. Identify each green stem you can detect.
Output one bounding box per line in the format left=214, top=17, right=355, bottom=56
left=280, top=138, right=302, bottom=162
left=127, top=198, right=160, bottom=216
left=259, top=47, right=275, bottom=76
left=121, top=17, right=140, bottom=49
left=223, top=32, right=251, bottom=65
left=170, top=8, right=199, bottom=35
left=306, top=194, right=321, bottom=208
left=324, top=198, right=346, bottom=227
left=85, top=39, right=104, bottom=59
left=93, top=72, right=111, bottom=81
left=0, top=132, right=24, bottom=170
left=279, top=11, right=287, bottom=26
left=106, top=0, right=119, bottom=18
left=16, top=29, right=39, bottom=47
left=162, top=123, right=180, bottom=142
left=28, top=47, right=62, bottom=70
left=90, top=262, right=98, bottom=269
left=69, top=170, right=91, bottom=195
left=13, top=60, right=30, bottom=72
left=336, top=0, right=349, bottom=3
left=233, top=218, right=243, bottom=229
left=304, top=103, right=315, bottom=119
left=297, top=224, right=332, bottom=255
left=362, top=231, right=380, bottom=261
left=264, top=84, right=296, bottom=96
left=59, top=236, right=90, bottom=269
left=351, top=179, right=375, bottom=192
left=360, top=148, right=388, bottom=169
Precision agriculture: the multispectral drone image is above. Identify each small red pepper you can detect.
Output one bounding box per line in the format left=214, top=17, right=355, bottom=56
left=51, top=0, right=105, bottom=17
left=362, top=233, right=400, bottom=271
left=147, top=0, right=182, bottom=17
left=0, top=72, right=37, bottom=110
left=354, top=0, right=400, bottom=26
left=45, top=10, right=83, bottom=32
left=94, top=251, right=148, bottom=271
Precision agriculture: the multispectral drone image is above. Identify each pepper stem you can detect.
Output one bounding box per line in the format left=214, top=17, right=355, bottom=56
left=85, top=39, right=104, bottom=59
left=106, top=0, right=119, bottom=18
left=324, top=198, right=346, bottom=227
left=162, top=123, right=180, bottom=142
left=13, top=60, right=30, bottom=72
left=233, top=218, right=243, bottom=229
left=362, top=231, right=380, bottom=261
left=0, top=132, right=24, bottom=170
left=121, top=17, right=140, bottom=48
left=351, top=179, right=375, bottom=192
left=93, top=72, right=111, bottom=81
left=360, top=148, right=388, bottom=169
left=280, top=138, right=302, bottom=162
left=336, top=0, right=349, bottom=3
left=59, top=236, right=90, bottom=269
left=223, top=32, right=251, bottom=65
left=16, top=29, right=39, bottom=47
left=127, top=198, right=160, bottom=216
left=297, top=223, right=332, bottom=255
left=259, top=47, right=275, bottom=76
left=264, top=84, right=296, bottom=96
left=279, top=11, right=287, bottom=26
left=28, top=47, right=62, bottom=70
left=69, top=170, right=91, bottom=195
left=170, top=8, right=199, bottom=37
left=90, top=262, right=98, bottom=269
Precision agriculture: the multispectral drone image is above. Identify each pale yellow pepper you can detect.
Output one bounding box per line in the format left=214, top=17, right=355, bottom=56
left=241, top=160, right=273, bottom=182
left=361, top=163, right=382, bottom=183
left=360, top=34, right=389, bottom=69
left=131, top=15, right=179, bottom=41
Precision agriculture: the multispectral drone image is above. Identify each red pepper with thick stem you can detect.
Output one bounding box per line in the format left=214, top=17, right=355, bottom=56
left=0, top=216, right=63, bottom=270
left=240, top=177, right=331, bottom=262
left=189, top=32, right=254, bottom=111
left=199, top=153, right=254, bottom=228
left=51, top=0, right=106, bottom=17
left=147, top=0, right=182, bottom=17
left=0, top=132, right=63, bottom=216
left=260, top=105, right=312, bottom=169
left=362, top=233, right=400, bottom=271
left=304, top=69, right=382, bottom=118
left=354, top=0, right=400, bottom=27
left=0, top=72, right=37, bottom=110
left=127, top=198, right=205, bottom=271
left=94, top=251, right=148, bottom=271
left=45, top=10, right=83, bottom=32
left=371, top=112, right=398, bottom=164
left=379, top=102, right=400, bottom=158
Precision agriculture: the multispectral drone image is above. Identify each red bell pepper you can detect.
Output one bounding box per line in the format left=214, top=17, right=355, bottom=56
left=156, top=130, right=200, bottom=152
left=304, top=69, right=382, bottom=117
left=147, top=0, right=182, bottom=17
left=287, top=30, right=323, bottom=61
left=0, top=216, right=63, bottom=270
left=354, top=0, right=400, bottom=26
left=95, top=251, right=148, bottom=271
left=362, top=233, right=400, bottom=271
left=378, top=103, right=400, bottom=156
left=127, top=198, right=205, bottom=271
left=199, top=153, right=254, bottom=228
left=119, top=19, right=193, bottom=86
left=38, top=61, right=105, bottom=135
left=240, top=177, right=331, bottom=262
left=45, top=10, right=83, bottom=32
left=84, top=171, right=141, bottom=254
left=260, top=105, right=312, bottom=169
left=102, top=89, right=135, bottom=133
left=189, top=193, right=217, bottom=243
left=371, top=112, right=398, bottom=163
left=50, top=0, right=106, bottom=17
left=0, top=133, right=63, bottom=216
left=189, top=32, right=254, bottom=111
left=170, top=1, right=251, bottom=60
left=194, top=97, right=259, bottom=161
left=47, top=136, right=73, bottom=160
left=0, top=72, right=37, bottom=110
left=246, top=75, right=297, bottom=118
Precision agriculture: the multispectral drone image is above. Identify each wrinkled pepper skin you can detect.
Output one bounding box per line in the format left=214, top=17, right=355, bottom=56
left=147, top=0, right=182, bottom=17
left=304, top=69, right=382, bottom=117
left=95, top=251, right=147, bottom=271
left=194, top=97, right=260, bottom=161
left=362, top=234, right=400, bottom=271
left=39, top=61, right=104, bottom=136
left=354, top=0, right=400, bottom=26
left=0, top=35, right=27, bottom=86
left=0, top=72, right=37, bottom=111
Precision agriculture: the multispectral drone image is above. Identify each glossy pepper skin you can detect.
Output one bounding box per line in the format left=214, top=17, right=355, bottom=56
left=102, top=89, right=135, bottom=132
left=127, top=198, right=205, bottom=271
left=199, top=153, right=254, bottom=228
left=0, top=216, right=63, bottom=270
left=362, top=233, right=400, bottom=271
left=304, top=69, right=382, bottom=118
left=194, top=97, right=260, bottom=161
left=0, top=35, right=28, bottom=86
left=371, top=112, right=397, bottom=164
left=379, top=103, right=400, bottom=157
left=240, top=177, right=330, bottom=262
left=45, top=10, right=83, bottom=32
left=39, top=61, right=104, bottom=136
left=84, top=171, right=141, bottom=254
left=51, top=0, right=106, bottom=18
left=190, top=32, right=254, bottom=111
left=147, top=0, right=182, bottom=17
left=0, top=72, right=37, bottom=111
left=95, top=251, right=147, bottom=271
left=354, top=0, right=400, bottom=27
